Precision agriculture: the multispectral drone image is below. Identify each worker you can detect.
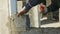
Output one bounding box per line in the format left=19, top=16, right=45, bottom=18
left=17, top=0, right=60, bottom=17
left=17, top=0, right=46, bottom=16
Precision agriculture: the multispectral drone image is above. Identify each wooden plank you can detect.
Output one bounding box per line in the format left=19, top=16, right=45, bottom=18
left=59, top=8, right=60, bottom=22
left=29, top=5, right=40, bottom=28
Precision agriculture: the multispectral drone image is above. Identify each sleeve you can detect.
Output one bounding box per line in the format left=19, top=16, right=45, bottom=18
left=25, top=0, right=46, bottom=10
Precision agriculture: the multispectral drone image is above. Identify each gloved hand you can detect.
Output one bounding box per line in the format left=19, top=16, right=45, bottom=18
left=17, top=6, right=28, bottom=17
left=39, top=3, right=47, bottom=14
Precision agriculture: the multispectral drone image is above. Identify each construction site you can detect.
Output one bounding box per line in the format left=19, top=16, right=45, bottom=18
left=0, top=0, right=60, bottom=34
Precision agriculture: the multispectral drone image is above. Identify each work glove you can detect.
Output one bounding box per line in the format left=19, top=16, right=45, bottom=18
left=39, top=3, right=47, bottom=15
left=17, top=6, right=28, bottom=17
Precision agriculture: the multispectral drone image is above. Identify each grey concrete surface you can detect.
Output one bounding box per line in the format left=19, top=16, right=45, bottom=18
left=14, top=28, right=60, bottom=34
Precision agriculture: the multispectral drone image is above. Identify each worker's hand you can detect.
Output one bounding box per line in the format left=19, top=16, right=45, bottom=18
left=39, top=3, right=47, bottom=14
left=17, top=9, right=28, bottom=17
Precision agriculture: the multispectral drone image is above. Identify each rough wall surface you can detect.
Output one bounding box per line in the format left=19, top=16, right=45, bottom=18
left=0, top=0, right=9, bottom=34
left=8, top=1, right=27, bottom=34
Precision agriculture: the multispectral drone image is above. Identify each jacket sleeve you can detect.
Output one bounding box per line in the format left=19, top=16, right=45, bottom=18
left=25, top=0, right=46, bottom=10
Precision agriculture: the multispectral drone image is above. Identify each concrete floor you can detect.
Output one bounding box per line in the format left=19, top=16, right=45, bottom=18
left=16, top=28, right=60, bottom=34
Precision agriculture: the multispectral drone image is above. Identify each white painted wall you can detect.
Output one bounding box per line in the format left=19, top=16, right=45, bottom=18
left=0, top=0, right=9, bottom=34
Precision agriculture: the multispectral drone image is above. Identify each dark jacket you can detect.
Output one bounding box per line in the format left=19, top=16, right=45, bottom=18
left=25, top=0, right=60, bottom=12
left=25, top=0, right=46, bottom=10
left=47, top=0, right=60, bottom=13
